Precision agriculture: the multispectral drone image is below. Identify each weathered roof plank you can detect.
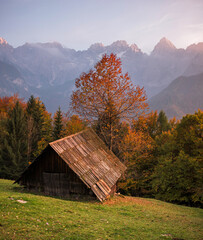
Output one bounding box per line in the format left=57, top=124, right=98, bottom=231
left=49, top=128, right=126, bottom=201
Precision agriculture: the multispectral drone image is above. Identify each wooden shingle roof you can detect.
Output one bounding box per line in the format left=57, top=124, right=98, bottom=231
left=49, top=128, right=126, bottom=201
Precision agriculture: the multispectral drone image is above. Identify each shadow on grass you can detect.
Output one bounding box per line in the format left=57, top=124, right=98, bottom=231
left=11, top=183, right=99, bottom=204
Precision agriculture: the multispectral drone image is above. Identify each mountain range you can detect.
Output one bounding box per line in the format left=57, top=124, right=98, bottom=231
left=0, top=37, right=202, bottom=118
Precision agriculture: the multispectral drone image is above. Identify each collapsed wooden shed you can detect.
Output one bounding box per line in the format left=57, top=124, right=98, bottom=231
left=15, top=128, right=126, bottom=201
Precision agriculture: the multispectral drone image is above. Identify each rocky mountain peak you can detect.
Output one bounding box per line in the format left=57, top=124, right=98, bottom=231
left=88, top=43, right=104, bottom=52
left=186, top=42, right=203, bottom=53
left=130, top=43, right=141, bottom=52
left=0, top=37, right=8, bottom=45
left=158, top=37, right=176, bottom=48
left=152, top=37, right=176, bottom=55
left=110, top=40, right=129, bottom=48
left=107, top=40, right=130, bottom=54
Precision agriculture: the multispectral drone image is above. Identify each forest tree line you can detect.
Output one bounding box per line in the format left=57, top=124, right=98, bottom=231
left=0, top=54, right=202, bottom=207
left=0, top=95, right=86, bottom=179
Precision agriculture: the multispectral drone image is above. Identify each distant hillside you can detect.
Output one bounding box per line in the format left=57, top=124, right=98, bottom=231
left=149, top=73, right=203, bottom=119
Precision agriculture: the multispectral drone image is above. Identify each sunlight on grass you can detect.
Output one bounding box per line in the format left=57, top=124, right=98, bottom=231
left=0, top=179, right=202, bottom=239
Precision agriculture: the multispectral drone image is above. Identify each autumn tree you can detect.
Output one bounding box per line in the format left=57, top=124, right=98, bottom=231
left=92, top=103, right=125, bottom=154
left=0, top=94, right=25, bottom=118
left=0, top=95, right=26, bottom=140
left=118, top=115, right=155, bottom=196
left=65, top=114, right=86, bottom=136
left=71, top=53, right=148, bottom=150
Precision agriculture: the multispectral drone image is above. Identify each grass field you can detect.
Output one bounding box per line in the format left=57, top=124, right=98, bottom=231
left=0, top=179, right=202, bottom=240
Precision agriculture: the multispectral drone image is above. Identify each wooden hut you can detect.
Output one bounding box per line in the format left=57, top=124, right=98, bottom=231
left=15, top=128, right=126, bottom=201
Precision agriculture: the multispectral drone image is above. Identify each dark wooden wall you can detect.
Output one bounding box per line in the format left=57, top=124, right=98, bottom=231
left=19, top=146, right=95, bottom=198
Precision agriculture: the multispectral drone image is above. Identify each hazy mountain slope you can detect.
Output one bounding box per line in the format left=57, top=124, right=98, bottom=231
left=149, top=73, right=203, bottom=119
left=0, top=37, right=203, bottom=114
left=0, top=60, right=29, bottom=97
left=35, top=79, right=75, bottom=112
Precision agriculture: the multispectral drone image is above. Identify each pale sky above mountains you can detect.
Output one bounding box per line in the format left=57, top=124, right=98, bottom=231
left=0, top=0, right=203, bottom=53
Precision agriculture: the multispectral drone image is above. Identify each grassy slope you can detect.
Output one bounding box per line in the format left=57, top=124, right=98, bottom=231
left=0, top=179, right=202, bottom=240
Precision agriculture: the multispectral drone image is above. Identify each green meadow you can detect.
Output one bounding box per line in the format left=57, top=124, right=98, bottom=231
left=0, top=179, right=202, bottom=240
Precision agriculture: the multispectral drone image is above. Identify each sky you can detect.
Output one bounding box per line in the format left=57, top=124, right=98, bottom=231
left=0, top=0, right=203, bottom=53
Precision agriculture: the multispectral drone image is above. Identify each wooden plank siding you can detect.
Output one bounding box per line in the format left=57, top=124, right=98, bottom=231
left=18, top=147, right=92, bottom=197
left=16, top=128, right=126, bottom=202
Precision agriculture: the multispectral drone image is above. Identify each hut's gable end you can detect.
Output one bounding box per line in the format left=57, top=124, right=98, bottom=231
left=18, top=147, right=94, bottom=197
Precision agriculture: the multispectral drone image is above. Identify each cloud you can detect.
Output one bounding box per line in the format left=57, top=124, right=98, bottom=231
left=135, top=14, right=171, bottom=34
left=186, top=23, right=203, bottom=30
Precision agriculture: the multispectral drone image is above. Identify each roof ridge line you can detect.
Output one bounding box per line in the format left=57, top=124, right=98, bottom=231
left=49, top=127, right=91, bottom=145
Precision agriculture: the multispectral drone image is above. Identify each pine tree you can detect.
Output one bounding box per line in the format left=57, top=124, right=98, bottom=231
left=157, top=110, right=171, bottom=134
left=26, top=95, right=44, bottom=139
left=0, top=101, right=27, bottom=179
left=26, top=96, right=42, bottom=161
left=53, top=106, right=64, bottom=140
left=26, top=95, right=52, bottom=160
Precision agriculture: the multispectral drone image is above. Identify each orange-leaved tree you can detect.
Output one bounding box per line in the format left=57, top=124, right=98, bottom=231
left=71, top=53, right=148, bottom=150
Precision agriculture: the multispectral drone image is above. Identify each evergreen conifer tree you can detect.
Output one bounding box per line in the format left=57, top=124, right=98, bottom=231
left=26, top=95, right=44, bottom=139
left=26, top=95, right=52, bottom=160
left=157, top=110, right=171, bottom=134
left=53, top=106, right=64, bottom=140
left=0, top=101, right=27, bottom=179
